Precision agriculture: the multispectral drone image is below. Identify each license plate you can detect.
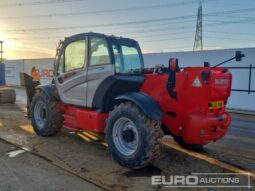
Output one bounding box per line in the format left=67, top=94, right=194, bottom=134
left=209, top=101, right=224, bottom=109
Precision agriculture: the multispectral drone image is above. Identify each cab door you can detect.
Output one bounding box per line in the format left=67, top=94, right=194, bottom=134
left=86, top=35, right=114, bottom=108
left=55, top=36, right=88, bottom=106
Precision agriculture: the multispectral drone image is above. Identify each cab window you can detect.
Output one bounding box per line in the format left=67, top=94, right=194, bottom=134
left=57, top=54, right=64, bottom=75
left=121, top=45, right=142, bottom=73
left=112, top=43, right=143, bottom=74
left=89, top=37, right=111, bottom=66
left=65, top=40, right=87, bottom=72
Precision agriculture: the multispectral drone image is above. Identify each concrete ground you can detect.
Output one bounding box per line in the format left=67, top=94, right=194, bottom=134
left=0, top=87, right=253, bottom=191
left=205, top=113, right=255, bottom=172
left=0, top=140, right=102, bottom=191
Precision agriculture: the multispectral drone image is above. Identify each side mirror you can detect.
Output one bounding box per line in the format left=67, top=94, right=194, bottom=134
left=212, top=50, right=245, bottom=68
left=235, top=51, right=245, bottom=62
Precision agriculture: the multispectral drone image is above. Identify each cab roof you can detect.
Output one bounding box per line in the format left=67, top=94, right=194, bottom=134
left=65, top=32, right=138, bottom=44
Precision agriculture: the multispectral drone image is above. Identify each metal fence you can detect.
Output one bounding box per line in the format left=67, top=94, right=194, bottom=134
left=226, top=65, right=255, bottom=94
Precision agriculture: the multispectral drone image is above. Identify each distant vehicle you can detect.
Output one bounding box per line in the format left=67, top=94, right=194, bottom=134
left=23, top=32, right=244, bottom=169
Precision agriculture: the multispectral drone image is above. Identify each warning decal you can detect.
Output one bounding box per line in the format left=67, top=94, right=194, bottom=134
left=192, top=76, right=202, bottom=87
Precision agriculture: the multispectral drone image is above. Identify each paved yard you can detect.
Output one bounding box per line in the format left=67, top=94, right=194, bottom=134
left=0, top=140, right=101, bottom=191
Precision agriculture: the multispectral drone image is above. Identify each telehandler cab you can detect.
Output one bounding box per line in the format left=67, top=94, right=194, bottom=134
left=23, top=32, right=244, bottom=169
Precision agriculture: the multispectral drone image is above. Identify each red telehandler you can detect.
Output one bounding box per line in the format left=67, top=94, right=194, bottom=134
left=22, top=33, right=244, bottom=169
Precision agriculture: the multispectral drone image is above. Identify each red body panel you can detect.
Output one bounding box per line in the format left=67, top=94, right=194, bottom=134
left=140, top=67, right=232, bottom=144
left=59, top=66, right=232, bottom=145
left=60, top=104, right=108, bottom=133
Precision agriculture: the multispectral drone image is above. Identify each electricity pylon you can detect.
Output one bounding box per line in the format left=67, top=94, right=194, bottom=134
left=193, top=0, right=203, bottom=51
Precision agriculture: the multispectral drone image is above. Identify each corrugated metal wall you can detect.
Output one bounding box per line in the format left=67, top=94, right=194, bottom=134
left=5, top=60, right=24, bottom=85
left=4, top=59, right=54, bottom=85
left=24, top=58, right=54, bottom=85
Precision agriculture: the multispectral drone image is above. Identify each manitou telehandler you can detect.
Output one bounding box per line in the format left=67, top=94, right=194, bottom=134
left=22, top=32, right=244, bottom=169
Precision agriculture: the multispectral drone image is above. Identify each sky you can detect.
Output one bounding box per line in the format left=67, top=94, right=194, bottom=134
left=0, top=0, right=255, bottom=60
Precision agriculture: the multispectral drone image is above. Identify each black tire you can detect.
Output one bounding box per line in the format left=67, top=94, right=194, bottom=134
left=105, top=102, right=163, bottom=169
left=31, top=91, right=63, bottom=136
left=173, top=136, right=204, bottom=150
left=0, top=87, right=16, bottom=104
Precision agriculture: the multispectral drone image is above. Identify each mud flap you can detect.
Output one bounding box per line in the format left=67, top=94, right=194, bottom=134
left=20, top=72, right=40, bottom=118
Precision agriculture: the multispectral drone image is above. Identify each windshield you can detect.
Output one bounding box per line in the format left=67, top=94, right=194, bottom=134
left=112, top=43, right=143, bottom=74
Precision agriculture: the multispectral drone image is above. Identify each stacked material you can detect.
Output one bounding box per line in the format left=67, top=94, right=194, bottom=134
left=0, top=87, right=16, bottom=104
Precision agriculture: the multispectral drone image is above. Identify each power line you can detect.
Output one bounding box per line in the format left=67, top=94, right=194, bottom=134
left=5, top=17, right=252, bottom=37
left=4, top=19, right=197, bottom=35
left=4, top=17, right=254, bottom=44
left=2, top=7, right=255, bottom=33
left=6, top=19, right=197, bottom=38
left=206, top=15, right=255, bottom=20
left=204, top=19, right=255, bottom=24
left=1, top=2, right=253, bottom=21
left=206, top=7, right=255, bottom=16
left=109, top=19, right=255, bottom=39
left=0, top=16, right=195, bottom=32
left=4, top=30, right=195, bottom=42
left=206, top=36, right=255, bottom=42
left=144, top=45, right=193, bottom=53
left=9, top=33, right=194, bottom=44
left=4, top=19, right=254, bottom=45
left=1, top=7, right=255, bottom=51
left=0, top=0, right=85, bottom=8
left=10, top=28, right=255, bottom=42
left=205, top=18, right=255, bottom=26
left=0, top=0, right=216, bottom=19
left=100, top=18, right=197, bottom=30
left=10, top=29, right=255, bottom=44
left=205, top=30, right=255, bottom=36
left=142, top=36, right=192, bottom=43
left=3, top=24, right=197, bottom=39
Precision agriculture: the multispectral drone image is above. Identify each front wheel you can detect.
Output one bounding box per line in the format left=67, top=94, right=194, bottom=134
left=31, top=91, right=63, bottom=136
left=105, top=102, right=163, bottom=169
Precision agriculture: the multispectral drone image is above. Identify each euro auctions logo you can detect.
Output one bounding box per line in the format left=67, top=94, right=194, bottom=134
left=152, top=175, right=198, bottom=186
left=151, top=173, right=252, bottom=188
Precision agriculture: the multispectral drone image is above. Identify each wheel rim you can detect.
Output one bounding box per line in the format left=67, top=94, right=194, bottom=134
left=112, top=117, right=139, bottom=156
left=34, top=100, right=47, bottom=129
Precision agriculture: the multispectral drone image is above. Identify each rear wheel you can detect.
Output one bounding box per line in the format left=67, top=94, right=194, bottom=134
left=31, top=91, right=63, bottom=136
left=105, top=102, right=163, bottom=169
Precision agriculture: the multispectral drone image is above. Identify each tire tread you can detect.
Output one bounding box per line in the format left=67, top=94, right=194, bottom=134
left=106, top=102, right=163, bottom=169
left=31, top=91, right=63, bottom=136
